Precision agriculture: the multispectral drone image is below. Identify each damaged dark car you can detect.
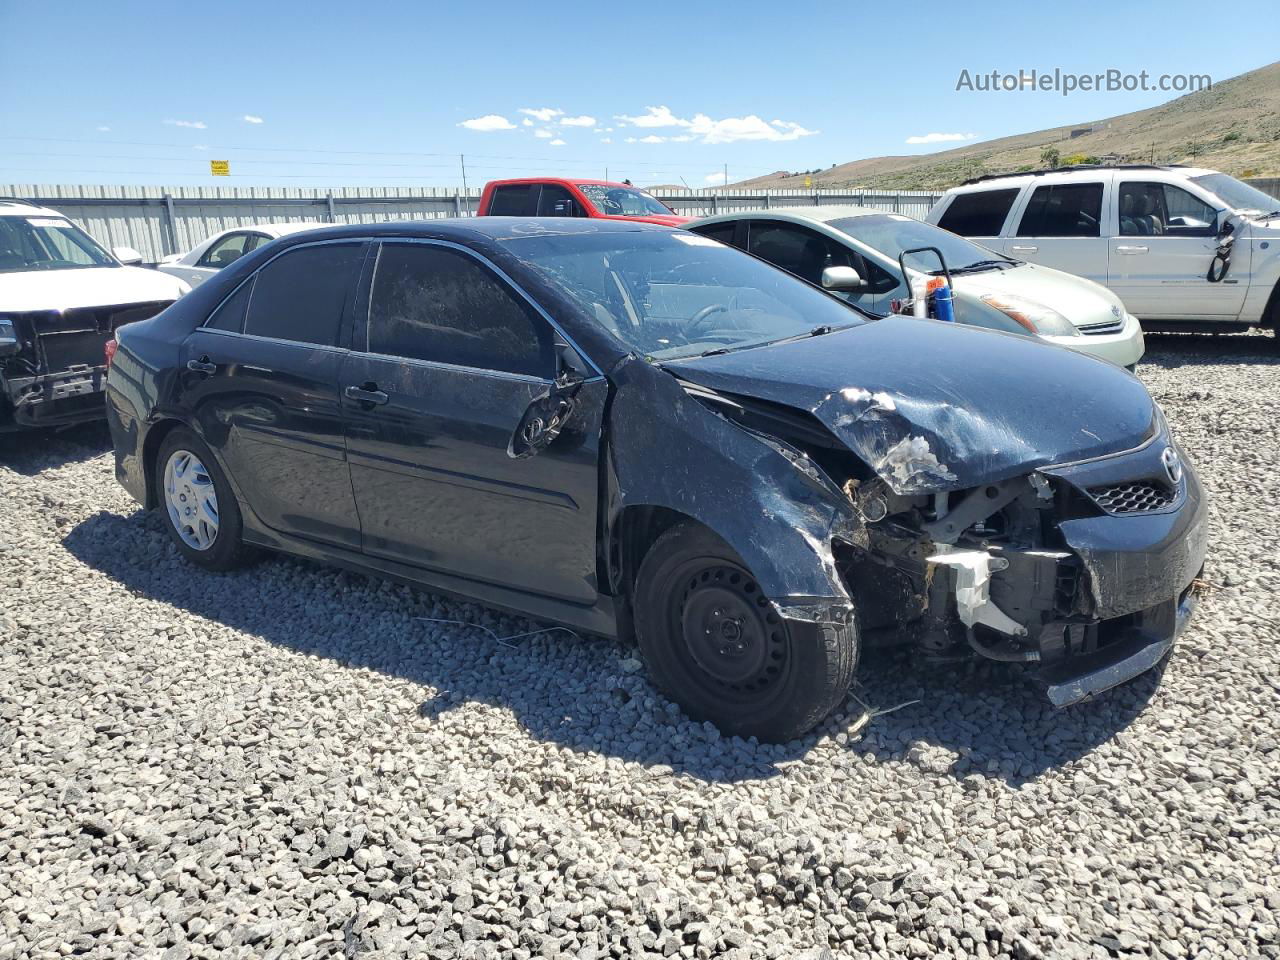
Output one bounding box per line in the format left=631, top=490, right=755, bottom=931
left=104, top=219, right=1208, bottom=742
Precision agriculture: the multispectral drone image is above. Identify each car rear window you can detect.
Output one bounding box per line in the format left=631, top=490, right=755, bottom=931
left=936, top=189, right=1020, bottom=236
left=243, top=243, right=363, bottom=346
left=487, top=185, right=535, bottom=216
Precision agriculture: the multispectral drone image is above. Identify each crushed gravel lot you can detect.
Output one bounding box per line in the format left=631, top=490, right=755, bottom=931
left=2, top=333, right=1278, bottom=960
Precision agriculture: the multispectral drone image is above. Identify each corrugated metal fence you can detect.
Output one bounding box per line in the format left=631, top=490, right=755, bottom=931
left=3, top=184, right=945, bottom=264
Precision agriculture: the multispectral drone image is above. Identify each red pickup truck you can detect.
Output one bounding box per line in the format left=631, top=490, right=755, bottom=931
left=477, top=178, right=689, bottom=226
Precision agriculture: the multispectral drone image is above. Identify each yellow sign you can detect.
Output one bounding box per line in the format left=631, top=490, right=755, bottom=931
left=210, top=160, right=230, bottom=177
left=804, top=175, right=812, bottom=188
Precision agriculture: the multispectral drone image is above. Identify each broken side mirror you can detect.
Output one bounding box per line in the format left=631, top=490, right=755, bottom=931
left=113, top=246, right=144, bottom=266
left=508, top=342, right=588, bottom=459
left=821, top=265, right=866, bottom=291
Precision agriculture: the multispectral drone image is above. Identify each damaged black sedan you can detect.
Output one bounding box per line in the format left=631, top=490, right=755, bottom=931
left=104, top=219, right=1207, bottom=742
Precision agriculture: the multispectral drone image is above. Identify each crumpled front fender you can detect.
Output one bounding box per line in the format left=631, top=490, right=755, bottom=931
left=606, top=357, right=855, bottom=606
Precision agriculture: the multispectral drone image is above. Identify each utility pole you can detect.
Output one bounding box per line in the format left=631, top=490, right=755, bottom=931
left=460, top=154, right=472, bottom=215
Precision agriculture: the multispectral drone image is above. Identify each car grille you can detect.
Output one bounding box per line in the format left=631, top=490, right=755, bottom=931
left=1088, top=480, right=1176, bottom=514
left=1078, top=318, right=1125, bottom=336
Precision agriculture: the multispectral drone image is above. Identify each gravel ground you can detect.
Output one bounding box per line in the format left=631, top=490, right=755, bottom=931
left=2, top=333, right=1278, bottom=960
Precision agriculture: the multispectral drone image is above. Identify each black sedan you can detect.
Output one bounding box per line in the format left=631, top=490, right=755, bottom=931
left=104, top=218, right=1207, bottom=742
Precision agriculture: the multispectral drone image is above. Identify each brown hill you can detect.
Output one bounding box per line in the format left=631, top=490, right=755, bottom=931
left=737, top=60, right=1280, bottom=191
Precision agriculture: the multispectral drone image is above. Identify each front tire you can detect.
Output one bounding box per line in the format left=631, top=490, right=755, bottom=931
left=155, top=427, right=253, bottom=571
left=632, top=523, right=858, bottom=743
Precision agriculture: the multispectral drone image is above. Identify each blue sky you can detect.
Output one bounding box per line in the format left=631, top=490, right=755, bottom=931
left=1, top=0, right=1276, bottom=189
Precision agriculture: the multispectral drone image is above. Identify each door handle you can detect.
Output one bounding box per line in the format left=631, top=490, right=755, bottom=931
left=186, top=357, right=217, bottom=374
left=1116, top=245, right=1149, bottom=254
left=1009, top=245, right=1039, bottom=253
left=344, top=383, right=389, bottom=406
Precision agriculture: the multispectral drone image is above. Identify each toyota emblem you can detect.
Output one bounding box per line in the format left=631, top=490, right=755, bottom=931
left=1160, top=446, right=1183, bottom=485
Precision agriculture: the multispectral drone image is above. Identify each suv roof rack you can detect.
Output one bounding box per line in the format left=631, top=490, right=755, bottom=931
left=962, top=164, right=1190, bottom=185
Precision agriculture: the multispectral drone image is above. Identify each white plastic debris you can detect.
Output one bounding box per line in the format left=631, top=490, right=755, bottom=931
left=927, top=547, right=1027, bottom=637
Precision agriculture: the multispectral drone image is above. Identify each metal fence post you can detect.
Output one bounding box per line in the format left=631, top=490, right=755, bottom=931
left=453, top=192, right=462, bottom=217
left=162, top=193, right=178, bottom=257
left=712, top=195, right=718, bottom=214
left=326, top=192, right=337, bottom=223
left=763, top=194, right=771, bottom=209
left=893, top=194, right=901, bottom=213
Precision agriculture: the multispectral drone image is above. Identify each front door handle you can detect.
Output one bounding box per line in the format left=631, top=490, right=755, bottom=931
left=186, top=357, right=216, bottom=374
left=1009, top=244, right=1039, bottom=253
left=344, top=383, right=389, bottom=406
left=1115, top=245, right=1149, bottom=255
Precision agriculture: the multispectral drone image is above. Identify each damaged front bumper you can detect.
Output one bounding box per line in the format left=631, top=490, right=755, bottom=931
left=1, top=365, right=109, bottom=430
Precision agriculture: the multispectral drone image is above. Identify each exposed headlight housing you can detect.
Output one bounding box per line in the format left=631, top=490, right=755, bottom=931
left=979, top=294, right=1080, bottom=337
left=0, top=315, right=18, bottom=357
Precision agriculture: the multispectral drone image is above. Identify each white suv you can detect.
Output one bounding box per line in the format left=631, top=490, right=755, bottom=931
left=927, top=166, right=1280, bottom=335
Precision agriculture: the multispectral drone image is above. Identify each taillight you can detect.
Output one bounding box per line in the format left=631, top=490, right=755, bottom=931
left=104, top=338, right=118, bottom=370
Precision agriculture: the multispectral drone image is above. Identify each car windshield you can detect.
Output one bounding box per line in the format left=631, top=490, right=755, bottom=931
left=1190, top=173, right=1279, bottom=217
left=503, top=230, right=868, bottom=360
left=576, top=185, right=673, bottom=218
left=0, top=215, right=117, bottom=273
left=828, top=214, right=1016, bottom=274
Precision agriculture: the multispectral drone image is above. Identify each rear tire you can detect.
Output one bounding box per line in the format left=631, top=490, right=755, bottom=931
left=155, top=427, right=254, bottom=571
left=632, top=523, right=858, bottom=743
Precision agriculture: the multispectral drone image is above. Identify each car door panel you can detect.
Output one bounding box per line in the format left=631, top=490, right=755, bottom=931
left=1009, top=179, right=1111, bottom=284
left=179, top=330, right=361, bottom=548
left=343, top=355, right=605, bottom=604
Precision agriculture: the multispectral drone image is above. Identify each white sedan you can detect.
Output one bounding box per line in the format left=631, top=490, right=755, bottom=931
left=156, top=222, right=325, bottom=288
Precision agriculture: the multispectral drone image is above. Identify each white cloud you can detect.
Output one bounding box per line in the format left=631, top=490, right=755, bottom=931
left=705, top=171, right=729, bottom=185
left=193, top=144, right=209, bottom=151
left=560, top=115, right=596, bottom=127
left=638, top=135, right=666, bottom=144
left=670, top=134, right=695, bottom=142
left=615, top=105, right=687, bottom=128
left=624, top=137, right=638, bottom=144
left=95, top=125, right=111, bottom=132
left=522, top=118, right=533, bottom=127
left=519, top=107, right=563, bottom=122
left=459, top=114, right=516, bottom=131
left=534, top=129, right=554, bottom=139
left=613, top=105, right=818, bottom=144
left=243, top=114, right=264, bottom=124
left=549, top=138, right=566, bottom=146
left=905, top=131, right=977, bottom=144
left=600, top=137, right=613, bottom=144
left=164, top=119, right=207, bottom=129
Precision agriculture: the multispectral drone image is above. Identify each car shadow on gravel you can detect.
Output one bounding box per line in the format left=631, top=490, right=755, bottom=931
left=63, top=508, right=1163, bottom=787
left=0, top=421, right=112, bottom=475
left=1141, top=331, right=1280, bottom=367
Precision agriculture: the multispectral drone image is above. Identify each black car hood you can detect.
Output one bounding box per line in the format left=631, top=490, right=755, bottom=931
left=665, top=315, right=1155, bottom=495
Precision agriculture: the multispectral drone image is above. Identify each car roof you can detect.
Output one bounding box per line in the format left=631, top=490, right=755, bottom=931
left=255, top=221, right=328, bottom=237
left=0, top=198, right=74, bottom=219
left=946, top=165, right=1220, bottom=194
left=485, top=177, right=646, bottom=189
left=268, top=215, right=671, bottom=246
left=688, top=205, right=912, bottom=228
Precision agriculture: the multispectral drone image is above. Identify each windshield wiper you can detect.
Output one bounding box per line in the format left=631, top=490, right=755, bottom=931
left=1257, top=210, right=1280, bottom=221
left=947, top=259, right=1014, bottom=275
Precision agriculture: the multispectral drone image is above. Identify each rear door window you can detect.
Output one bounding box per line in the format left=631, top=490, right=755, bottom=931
left=1017, top=183, right=1104, bottom=237
left=205, top=278, right=254, bottom=332
left=366, top=243, right=553, bottom=377
left=243, top=242, right=363, bottom=346
left=936, top=188, right=1021, bottom=236
left=487, top=185, right=536, bottom=216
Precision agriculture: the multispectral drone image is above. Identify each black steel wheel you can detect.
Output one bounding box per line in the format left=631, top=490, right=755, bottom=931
left=633, top=523, right=858, bottom=742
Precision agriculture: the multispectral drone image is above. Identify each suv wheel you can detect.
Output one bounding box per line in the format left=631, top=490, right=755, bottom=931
left=632, top=523, right=858, bottom=742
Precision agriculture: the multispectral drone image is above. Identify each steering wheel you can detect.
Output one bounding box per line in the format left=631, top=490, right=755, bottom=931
left=686, top=303, right=731, bottom=337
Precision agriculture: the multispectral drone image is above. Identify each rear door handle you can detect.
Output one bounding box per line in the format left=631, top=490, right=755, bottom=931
left=186, top=357, right=216, bottom=374
left=1009, top=244, right=1039, bottom=253
left=344, top=383, right=389, bottom=406
left=1116, top=245, right=1149, bottom=254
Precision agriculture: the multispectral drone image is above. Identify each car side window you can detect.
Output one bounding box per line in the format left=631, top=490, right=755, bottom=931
left=537, top=185, right=581, bottom=217
left=1118, top=182, right=1217, bottom=237
left=488, top=185, right=536, bottom=216
left=1017, top=183, right=1104, bottom=237
left=242, top=243, right=363, bottom=346
left=205, top=278, right=254, bottom=332
left=366, top=243, right=553, bottom=378
left=246, top=233, right=276, bottom=251
left=688, top=221, right=741, bottom=248
left=198, top=232, right=254, bottom=269
left=936, top=189, right=1021, bottom=236
left=747, top=222, right=853, bottom=286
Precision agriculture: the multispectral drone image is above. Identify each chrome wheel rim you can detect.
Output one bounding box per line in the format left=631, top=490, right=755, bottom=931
left=163, top=449, right=219, bottom=551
